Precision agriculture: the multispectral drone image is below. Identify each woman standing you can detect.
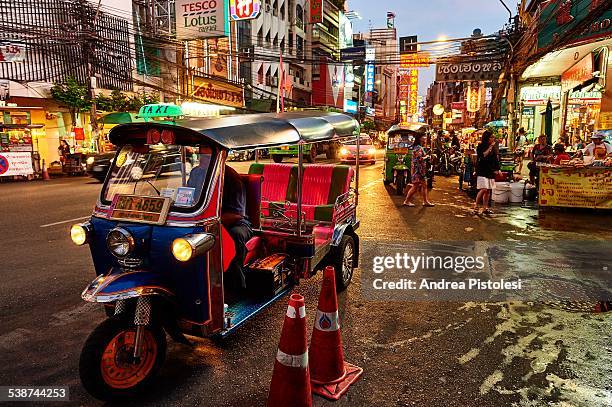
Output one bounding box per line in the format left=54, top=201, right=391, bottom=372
left=473, top=130, right=500, bottom=215
left=58, top=139, right=71, bottom=165
left=403, top=133, right=434, bottom=207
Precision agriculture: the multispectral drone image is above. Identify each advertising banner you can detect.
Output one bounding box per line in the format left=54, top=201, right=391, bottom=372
left=192, top=76, right=244, bottom=108
left=520, top=85, right=561, bottom=105
left=466, top=82, right=481, bottom=113
left=229, top=0, right=261, bottom=21
left=310, top=0, right=323, bottom=24
left=561, top=54, right=593, bottom=92
left=435, top=59, right=503, bottom=82
left=539, top=166, right=612, bottom=209
left=0, top=43, right=26, bottom=62
left=0, top=152, right=33, bottom=176
left=175, top=0, right=229, bottom=39
left=408, top=69, right=418, bottom=115
left=340, top=47, right=365, bottom=62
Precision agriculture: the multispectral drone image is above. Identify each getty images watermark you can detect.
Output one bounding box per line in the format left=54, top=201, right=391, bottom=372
left=372, top=252, right=523, bottom=291
left=360, top=241, right=611, bottom=302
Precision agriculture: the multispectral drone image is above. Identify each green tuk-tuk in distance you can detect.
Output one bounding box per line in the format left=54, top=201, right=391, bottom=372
left=383, top=123, right=431, bottom=195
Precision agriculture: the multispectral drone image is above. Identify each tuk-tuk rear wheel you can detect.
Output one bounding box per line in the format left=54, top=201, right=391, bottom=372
left=79, top=318, right=166, bottom=401
left=333, top=235, right=355, bottom=292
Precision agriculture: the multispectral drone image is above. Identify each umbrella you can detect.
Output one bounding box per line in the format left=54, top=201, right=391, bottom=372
left=544, top=100, right=553, bottom=145
left=485, top=120, right=507, bottom=128
left=102, top=112, right=143, bottom=125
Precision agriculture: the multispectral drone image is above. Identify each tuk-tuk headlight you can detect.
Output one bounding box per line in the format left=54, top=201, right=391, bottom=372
left=70, top=222, right=91, bottom=246
left=172, top=233, right=215, bottom=262
left=107, top=228, right=134, bottom=258
left=340, top=148, right=349, bottom=156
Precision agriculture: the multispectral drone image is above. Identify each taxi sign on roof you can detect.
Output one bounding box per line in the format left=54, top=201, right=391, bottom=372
left=138, top=104, right=183, bottom=120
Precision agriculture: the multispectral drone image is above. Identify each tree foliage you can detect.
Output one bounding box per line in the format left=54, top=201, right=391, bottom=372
left=50, top=76, right=91, bottom=120
left=95, top=89, right=159, bottom=112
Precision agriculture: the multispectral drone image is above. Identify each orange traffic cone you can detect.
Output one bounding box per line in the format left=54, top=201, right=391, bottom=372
left=309, top=266, right=363, bottom=400
left=267, top=293, right=312, bottom=407
left=41, top=159, right=51, bottom=181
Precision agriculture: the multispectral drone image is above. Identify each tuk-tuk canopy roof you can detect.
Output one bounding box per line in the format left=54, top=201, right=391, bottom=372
left=109, top=111, right=359, bottom=150
left=387, top=123, right=430, bottom=134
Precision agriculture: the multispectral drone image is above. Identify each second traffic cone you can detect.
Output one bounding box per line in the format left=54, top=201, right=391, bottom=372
left=267, top=293, right=312, bottom=407
left=309, top=266, right=363, bottom=401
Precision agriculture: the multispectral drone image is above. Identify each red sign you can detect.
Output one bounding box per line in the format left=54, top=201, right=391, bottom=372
left=74, top=127, right=85, bottom=141
left=310, top=0, right=323, bottom=24
left=230, top=0, right=261, bottom=21
left=561, top=54, right=593, bottom=92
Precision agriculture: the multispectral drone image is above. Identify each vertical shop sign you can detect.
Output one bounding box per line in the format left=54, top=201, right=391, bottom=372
left=310, top=0, right=323, bottom=24
left=365, top=64, right=375, bottom=93
left=467, top=82, right=481, bottom=113
left=408, top=69, right=418, bottom=115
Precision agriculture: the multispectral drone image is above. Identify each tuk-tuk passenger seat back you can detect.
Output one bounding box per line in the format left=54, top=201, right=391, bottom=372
left=249, top=163, right=293, bottom=202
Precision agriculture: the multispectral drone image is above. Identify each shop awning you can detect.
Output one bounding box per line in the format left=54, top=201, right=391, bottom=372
left=521, top=38, right=611, bottom=80
left=102, top=112, right=144, bottom=125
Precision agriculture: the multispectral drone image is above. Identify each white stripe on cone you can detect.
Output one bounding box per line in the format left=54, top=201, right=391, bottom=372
left=286, top=305, right=306, bottom=319
left=276, top=349, right=309, bottom=368
left=314, top=310, right=340, bottom=332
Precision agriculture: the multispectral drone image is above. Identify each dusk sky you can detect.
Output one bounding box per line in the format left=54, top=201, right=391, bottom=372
left=347, top=0, right=514, bottom=95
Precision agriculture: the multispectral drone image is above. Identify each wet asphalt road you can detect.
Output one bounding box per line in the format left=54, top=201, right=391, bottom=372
left=0, top=155, right=611, bottom=407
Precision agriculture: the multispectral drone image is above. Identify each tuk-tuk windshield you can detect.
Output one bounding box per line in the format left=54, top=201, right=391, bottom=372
left=387, top=132, right=416, bottom=149
left=102, top=144, right=216, bottom=210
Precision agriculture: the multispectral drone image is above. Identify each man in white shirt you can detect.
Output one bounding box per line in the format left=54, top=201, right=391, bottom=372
left=582, top=132, right=612, bottom=159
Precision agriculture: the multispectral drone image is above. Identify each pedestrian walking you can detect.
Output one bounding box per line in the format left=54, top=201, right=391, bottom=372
left=473, top=130, right=500, bottom=215
left=403, top=133, right=434, bottom=207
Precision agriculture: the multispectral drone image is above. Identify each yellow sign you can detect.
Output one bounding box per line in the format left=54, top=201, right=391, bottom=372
left=400, top=52, right=430, bottom=68
left=191, top=77, right=245, bottom=108
left=538, top=166, right=612, bottom=209
left=599, top=111, right=612, bottom=130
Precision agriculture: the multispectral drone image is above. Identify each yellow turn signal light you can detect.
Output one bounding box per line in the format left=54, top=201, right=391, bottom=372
left=70, top=224, right=88, bottom=246
left=172, top=238, right=194, bottom=262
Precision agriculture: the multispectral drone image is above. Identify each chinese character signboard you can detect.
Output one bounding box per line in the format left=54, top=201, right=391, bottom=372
left=538, top=0, right=612, bottom=49
left=400, top=52, right=430, bottom=68
left=230, top=0, right=261, bottom=20
left=0, top=43, right=26, bottom=62
left=408, top=69, right=418, bottom=115
left=365, top=64, right=375, bottom=92
left=191, top=76, right=245, bottom=108
left=175, top=0, right=229, bottom=39
left=467, top=82, right=481, bottom=113
left=435, top=59, right=503, bottom=82
left=310, top=0, right=323, bottom=24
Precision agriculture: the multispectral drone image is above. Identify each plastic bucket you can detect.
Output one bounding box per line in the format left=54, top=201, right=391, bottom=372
left=493, top=182, right=510, bottom=204
left=509, top=181, right=525, bottom=203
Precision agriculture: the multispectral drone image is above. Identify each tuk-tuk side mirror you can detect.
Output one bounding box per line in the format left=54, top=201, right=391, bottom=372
left=172, top=233, right=215, bottom=262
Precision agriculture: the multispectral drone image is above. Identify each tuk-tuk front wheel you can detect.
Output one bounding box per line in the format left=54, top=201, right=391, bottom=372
left=79, top=318, right=166, bottom=401
left=333, top=235, right=355, bottom=292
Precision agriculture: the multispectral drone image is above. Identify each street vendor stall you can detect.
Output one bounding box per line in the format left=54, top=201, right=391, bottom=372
left=538, top=159, right=612, bottom=209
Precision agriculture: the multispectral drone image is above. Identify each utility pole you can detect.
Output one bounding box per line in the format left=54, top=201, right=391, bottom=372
left=80, top=0, right=102, bottom=152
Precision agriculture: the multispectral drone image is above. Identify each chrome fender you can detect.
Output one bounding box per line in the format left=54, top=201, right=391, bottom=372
left=81, top=268, right=174, bottom=303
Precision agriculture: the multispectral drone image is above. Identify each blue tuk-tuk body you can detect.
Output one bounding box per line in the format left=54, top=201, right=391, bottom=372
left=72, top=110, right=361, bottom=400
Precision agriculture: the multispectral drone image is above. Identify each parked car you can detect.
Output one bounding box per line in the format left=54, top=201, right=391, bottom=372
left=339, top=135, right=376, bottom=164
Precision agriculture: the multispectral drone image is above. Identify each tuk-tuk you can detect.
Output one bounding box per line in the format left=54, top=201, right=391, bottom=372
left=383, top=123, right=430, bottom=195
left=70, top=108, right=361, bottom=400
